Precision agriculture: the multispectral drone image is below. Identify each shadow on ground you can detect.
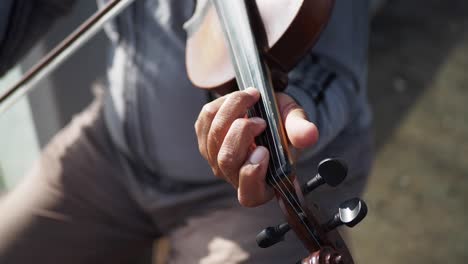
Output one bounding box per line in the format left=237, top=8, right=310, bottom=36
left=350, top=0, right=468, bottom=263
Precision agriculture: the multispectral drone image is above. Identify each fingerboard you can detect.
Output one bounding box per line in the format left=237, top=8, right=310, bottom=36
left=212, top=0, right=293, bottom=183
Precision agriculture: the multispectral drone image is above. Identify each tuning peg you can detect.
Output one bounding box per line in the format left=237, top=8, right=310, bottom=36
left=323, top=198, right=368, bottom=232
left=303, top=158, right=348, bottom=194
left=256, top=222, right=291, bottom=248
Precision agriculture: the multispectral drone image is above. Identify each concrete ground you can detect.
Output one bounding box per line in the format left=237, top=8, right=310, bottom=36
left=350, top=0, right=468, bottom=263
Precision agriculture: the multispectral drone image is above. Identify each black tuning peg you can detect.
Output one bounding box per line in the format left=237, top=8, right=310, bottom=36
left=256, top=222, right=291, bottom=248
left=303, top=158, right=348, bottom=194
left=324, top=198, right=368, bottom=232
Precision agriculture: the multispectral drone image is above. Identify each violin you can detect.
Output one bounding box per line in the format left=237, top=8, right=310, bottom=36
left=186, top=1, right=368, bottom=263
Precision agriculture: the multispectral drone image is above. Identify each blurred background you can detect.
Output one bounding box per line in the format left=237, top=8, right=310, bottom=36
left=0, top=0, right=467, bottom=263
left=351, top=1, right=468, bottom=263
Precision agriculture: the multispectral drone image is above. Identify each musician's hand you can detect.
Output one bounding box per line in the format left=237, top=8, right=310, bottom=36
left=195, top=87, right=318, bottom=207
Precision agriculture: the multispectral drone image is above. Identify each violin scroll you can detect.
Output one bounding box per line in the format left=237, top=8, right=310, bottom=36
left=300, top=247, right=343, bottom=264
left=258, top=158, right=368, bottom=264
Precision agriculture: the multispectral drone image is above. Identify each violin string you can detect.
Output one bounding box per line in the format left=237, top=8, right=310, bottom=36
left=234, top=54, right=318, bottom=240
left=250, top=103, right=311, bottom=226
left=251, top=106, right=321, bottom=246
left=235, top=23, right=322, bottom=247
left=213, top=0, right=321, bottom=246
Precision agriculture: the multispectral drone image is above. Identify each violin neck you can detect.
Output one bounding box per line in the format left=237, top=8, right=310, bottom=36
left=213, top=0, right=293, bottom=182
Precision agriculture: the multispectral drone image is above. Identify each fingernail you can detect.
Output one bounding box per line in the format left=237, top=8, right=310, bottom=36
left=244, top=87, right=259, bottom=97
left=250, top=117, right=266, bottom=126
left=249, top=147, right=268, bottom=165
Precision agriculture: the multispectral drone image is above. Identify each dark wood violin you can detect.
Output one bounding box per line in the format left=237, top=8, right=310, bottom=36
left=186, top=1, right=368, bottom=263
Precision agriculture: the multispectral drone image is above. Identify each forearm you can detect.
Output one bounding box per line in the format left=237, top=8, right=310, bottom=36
left=0, top=0, right=77, bottom=77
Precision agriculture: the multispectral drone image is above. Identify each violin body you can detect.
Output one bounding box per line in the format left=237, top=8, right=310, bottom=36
left=186, top=0, right=334, bottom=94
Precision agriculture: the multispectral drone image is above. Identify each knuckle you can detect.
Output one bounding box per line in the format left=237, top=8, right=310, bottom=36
left=231, top=118, right=250, bottom=135
left=197, top=142, right=207, bottom=159
left=232, top=118, right=258, bottom=140
left=217, top=147, right=237, bottom=172
left=292, top=107, right=307, bottom=118
left=209, top=120, right=225, bottom=138
left=207, top=126, right=226, bottom=155
left=249, top=163, right=264, bottom=175
left=211, top=167, right=223, bottom=178
left=238, top=194, right=259, bottom=208
left=282, top=100, right=300, bottom=116
left=201, top=103, right=217, bottom=120
left=227, top=91, right=251, bottom=106
left=207, top=135, right=223, bottom=161
left=194, top=119, right=201, bottom=134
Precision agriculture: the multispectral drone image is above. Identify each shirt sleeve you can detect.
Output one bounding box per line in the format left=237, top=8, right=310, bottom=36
left=0, top=0, right=77, bottom=77
left=283, top=0, right=371, bottom=160
left=285, top=54, right=365, bottom=159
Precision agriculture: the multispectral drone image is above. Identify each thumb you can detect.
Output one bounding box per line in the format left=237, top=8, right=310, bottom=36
left=276, top=93, right=319, bottom=149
